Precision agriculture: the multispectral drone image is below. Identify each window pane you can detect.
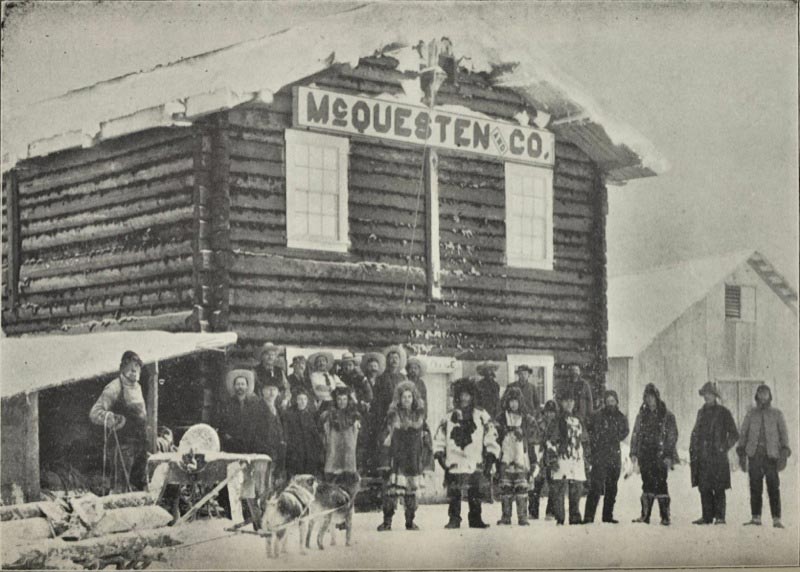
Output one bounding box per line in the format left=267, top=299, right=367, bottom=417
left=508, top=175, right=521, bottom=196
left=523, top=197, right=534, bottom=215
left=323, top=169, right=339, bottom=194
left=533, top=236, right=545, bottom=260
left=294, top=190, right=308, bottom=213
left=322, top=215, right=337, bottom=238
left=533, top=198, right=545, bottom=216
left=308, top=214, right=322, bottom=235
left=308, top=194, right=322, bottom=214
left=292, top=214, right=308, bottom=237
left=322, top=193, right=337, bottom=214
left=293, top=167, right=308, bottom=191
left=522, top=176, right=534, bottom=196
left=532, top=218, right=545, bottom=237
left=324, top=147, right=338, bottom=170
left=308, top=168, right=323, bottom=191
left=309, top=146, right=323, bottom=168
left=533, top=177, right=545, bottom=199
left=294, top=144, right=308, bottom=167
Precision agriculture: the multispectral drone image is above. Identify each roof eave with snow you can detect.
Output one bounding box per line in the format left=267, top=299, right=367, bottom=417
left=1, top=4, right=665, bottom=184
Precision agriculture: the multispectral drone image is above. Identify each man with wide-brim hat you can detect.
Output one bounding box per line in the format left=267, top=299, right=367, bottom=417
left=475, top=362, right=501, bottom=419
left=254, top=342, right=289, bottom=406
left=308, top=350, right=347, bottom=411
left=340, top=351, right=372, bottom=407
left=504, top=364, right=541, bottom=417
left=690, top=381, right=739, bottom=525
left=371, top=346, right=409, bottom=475
left=357, top=352, right=385, bottom=475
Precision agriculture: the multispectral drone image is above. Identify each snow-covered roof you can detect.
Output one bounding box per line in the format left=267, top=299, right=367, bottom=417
left=0, top=331, right=237, bottom=399
left=608, top=250, right=798, bottom=357
left=1, top=4, right=665, bottom=183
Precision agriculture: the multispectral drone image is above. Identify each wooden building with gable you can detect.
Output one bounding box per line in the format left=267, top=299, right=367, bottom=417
left=2, top=6, right=664, bottom=464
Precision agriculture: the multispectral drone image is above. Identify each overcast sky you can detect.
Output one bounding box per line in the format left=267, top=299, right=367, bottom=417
left=1, top=1, right=797, bottom=284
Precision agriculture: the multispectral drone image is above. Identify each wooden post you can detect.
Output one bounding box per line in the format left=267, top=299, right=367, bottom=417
left=145, top=362, right=159, bottom=454
left=424, top=148, right=441, bottom=300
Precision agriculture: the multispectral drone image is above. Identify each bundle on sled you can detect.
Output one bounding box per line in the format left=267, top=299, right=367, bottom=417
left=0, top=491, right=179, bottom=570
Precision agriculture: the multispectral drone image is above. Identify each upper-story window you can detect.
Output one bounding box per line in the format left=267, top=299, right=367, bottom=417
left=285, top=129, right=350, bottom=252
left=725, top=284, right=756, bottom=321
left=505, top=162, right=554, bottom=270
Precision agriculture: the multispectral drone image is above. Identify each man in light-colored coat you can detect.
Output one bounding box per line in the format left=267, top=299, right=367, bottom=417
left=737, top=384, right=791, bottom=528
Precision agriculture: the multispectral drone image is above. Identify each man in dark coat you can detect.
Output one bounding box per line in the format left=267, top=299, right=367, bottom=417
left=219, top=374, right=270, bottom=454
left=630, top=383, right=679, bottom=525
left=340, top=352, right=374, bottom=410
left=283, top=388, right=324, bottom=478
left=505, top=365, right=541, bottom=415
left=372, top=346, right=408, bottom=467
left=475, top=362, right=501, bottom=419
left=556, top=364, right=593, bottom=422
left=583, top=390, right=629, bottom=523
left=690, top=381, right=739, bottom=525
left=737, top=384, right=791, bottom=528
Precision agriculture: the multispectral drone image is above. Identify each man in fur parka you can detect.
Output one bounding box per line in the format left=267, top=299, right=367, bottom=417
left=376, top=381, right=432, bottom=531
left=583, top=389, right=629, bottom=523
left=495, top=386, right=536, bottom=526
left=630, top=383, right=679, bottom=525
left=433, top=377, right=500, bottom=529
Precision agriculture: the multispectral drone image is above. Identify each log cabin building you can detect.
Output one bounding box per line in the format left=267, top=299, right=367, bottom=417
left=1, top=7, right=663, bottom=491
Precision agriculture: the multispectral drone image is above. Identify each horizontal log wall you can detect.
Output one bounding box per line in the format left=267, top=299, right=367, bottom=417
left=2, top=128, right=197, bottom=335
left=226, top=58, right=609, bottom=379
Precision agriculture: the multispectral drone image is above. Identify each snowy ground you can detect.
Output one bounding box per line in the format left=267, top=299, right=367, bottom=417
left=160, top=465, right=799, bottom=570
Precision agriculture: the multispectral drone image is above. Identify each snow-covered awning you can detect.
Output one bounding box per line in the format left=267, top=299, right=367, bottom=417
left=1, top=4, right=665, bottom=183
left=0, top=331, right=237, bottom=399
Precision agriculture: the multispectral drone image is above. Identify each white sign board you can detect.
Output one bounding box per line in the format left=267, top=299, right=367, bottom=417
left=293, top=86, right=555, bottom=167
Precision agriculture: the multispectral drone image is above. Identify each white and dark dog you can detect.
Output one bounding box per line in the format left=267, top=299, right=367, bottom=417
left=305, top=479, right=357, bottom=550
left=261, top=474, right=318, bottom=558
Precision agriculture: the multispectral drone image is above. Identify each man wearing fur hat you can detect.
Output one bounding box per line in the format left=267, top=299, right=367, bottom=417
left=475, top=362, right=501, bottom=419
left=737, top=384, right=791, bottom=528
left=433, top=378, right=500, bottom=529
left=583, top=390, right=629, bottom=524
left=254, top=342, right=290, bottom=407
left=90, top=350, right=149, bottom=490
left=376, top=381, right=431, bottom=531
left=505, top=365, right=541, bottom=416
left=630, top=383, right=679, bottom=525
left=557, top=364, right=594, bottom=422
left=690, top=381, right=739, bottom=525
left=309, top=351, right=347, bottom=412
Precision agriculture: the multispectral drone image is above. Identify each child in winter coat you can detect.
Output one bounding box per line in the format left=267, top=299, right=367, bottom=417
left=529, top=399, right=558, bottom=520
left=319, top=386, right=362, bottom=527
left=433, top=378, right=500, bottom=529
left=376, top=381, right=432, bottom=531
left=546, top=391, right=588, bottom=525
left=495, top=387, right=536, bottom=526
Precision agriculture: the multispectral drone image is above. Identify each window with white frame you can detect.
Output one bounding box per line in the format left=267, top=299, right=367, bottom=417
left=506, top=353, right=555, bottom=405
left=285, top=129, right=349, bottom=252
left=505, top=162, right=554, bottom=270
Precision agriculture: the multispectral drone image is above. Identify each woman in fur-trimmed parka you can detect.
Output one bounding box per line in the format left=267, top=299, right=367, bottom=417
left=495, top=386, right=537, bottom=526
left=376, top=381, right=432, bottom=531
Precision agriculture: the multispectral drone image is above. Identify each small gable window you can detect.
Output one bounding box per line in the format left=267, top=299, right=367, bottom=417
left=725, top=284, right=756, bottom=321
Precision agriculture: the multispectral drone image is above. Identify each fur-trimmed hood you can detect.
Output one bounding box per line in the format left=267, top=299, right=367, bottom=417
left=386, top=381, right=426, bottom=429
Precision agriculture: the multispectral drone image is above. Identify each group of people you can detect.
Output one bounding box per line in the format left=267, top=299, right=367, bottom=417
left=90, top=347, right=792, bottom=532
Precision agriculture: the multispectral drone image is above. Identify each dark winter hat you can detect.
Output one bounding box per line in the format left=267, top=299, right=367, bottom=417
left=120, top=350, right=143, bottom=369
left=501, top=386, right=526, bottom=413
left=331, top=386, right=351, bottom=401
left=452, top=377, right=477, bottom=400
left=543, top=400, right=558, bottom=414
left=755, top=384, right=772, bottom=403
left=515, top=365, right=533, bottom=374
left=698, top=381, right=720, bottom=398
left=604, top=389, right=620, bottom=404
left=642, top=383, right=660, bottom=401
